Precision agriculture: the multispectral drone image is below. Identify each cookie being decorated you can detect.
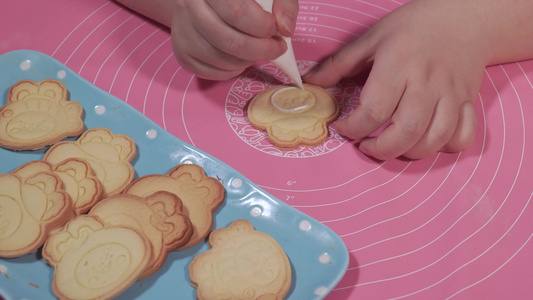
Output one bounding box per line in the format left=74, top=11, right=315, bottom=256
left=189, top=219, right=292, bottom=300
left=247, top=83, right=339, bottom=149
left=0, top=79, right=84, bottom=150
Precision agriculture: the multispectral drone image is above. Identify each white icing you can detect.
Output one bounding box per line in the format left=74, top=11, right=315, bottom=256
left=270, top=87, right=310, bottom=112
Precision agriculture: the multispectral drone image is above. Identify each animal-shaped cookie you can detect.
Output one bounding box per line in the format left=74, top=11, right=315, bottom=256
left=89, top=191, right=193, bottom=279
left=247, top=83, right=339, bottom=149
left=189, top=219, right=292, bottom=300
left=12, top=159, right=104, bottom=215
left=43, top=215, right=151, bottom=300
left=44, top=127, right=137, bottom=197
left=0, top=172, right=74, bottom=258
left=0, top=79, right=84, bottom=150
left=123, top=163, right=225, bottom=250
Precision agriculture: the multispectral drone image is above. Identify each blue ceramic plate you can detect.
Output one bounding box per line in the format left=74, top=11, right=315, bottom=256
left=0, top=50, right=348, bottom=300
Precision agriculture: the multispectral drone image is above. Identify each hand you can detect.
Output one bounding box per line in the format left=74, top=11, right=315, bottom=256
left=304, top=0, right=490, bottom=160
left=170, top=0, right=299, bottom=80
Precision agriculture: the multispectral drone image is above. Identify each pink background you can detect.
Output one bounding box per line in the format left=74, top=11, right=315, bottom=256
left=2, top=0, right=533, bottom=299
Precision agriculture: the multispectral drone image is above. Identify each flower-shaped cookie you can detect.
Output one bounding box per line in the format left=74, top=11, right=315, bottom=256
left=189, top=219, right=292, bottom=300
left=44, top=127, right=137, bottom=197
left=123, top=163, right=225, bottom=250
left=247, top=83, right=339, bottom=149
left=0, top=79, right=84, bottom=150
left=0, top=172, right=74, bottom=258
left=43, top=215, right=151, bottom=300
left=89, top=191, right=193, bottom=279
left=13, top=159, right=104, bottom=215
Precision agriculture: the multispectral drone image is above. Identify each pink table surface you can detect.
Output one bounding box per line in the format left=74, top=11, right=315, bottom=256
left=2, top=0, right=533, bottom=299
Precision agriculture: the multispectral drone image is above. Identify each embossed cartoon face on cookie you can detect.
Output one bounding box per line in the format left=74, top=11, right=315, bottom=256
left=89, top=192, right=193, bottom=279
left=123, top=163, right=225, bottom=251
left=247, top=83, right=339, bottom=150
left=43, top=215, right=151, bottom=300
left=0, top=79, right=84, bottom=150
left=0, top=172, right=73, bottom=258
left=13, top=159, right=104, bottom=215
left=189, top=219, right=291, bottom=300
left=44, top=127, right=137, bottom=197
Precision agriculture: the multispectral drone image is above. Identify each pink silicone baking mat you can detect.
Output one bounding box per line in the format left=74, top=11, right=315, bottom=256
left=2, top=0, right=533, bottom=299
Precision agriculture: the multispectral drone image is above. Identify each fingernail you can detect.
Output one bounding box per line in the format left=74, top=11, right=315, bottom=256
left=280, top=13, right=295, bottom=36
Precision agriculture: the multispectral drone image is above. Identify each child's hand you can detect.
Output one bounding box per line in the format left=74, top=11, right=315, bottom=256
left=170, top=0, right=299, bottom=80
left=304, top=0, right=492, bottom=160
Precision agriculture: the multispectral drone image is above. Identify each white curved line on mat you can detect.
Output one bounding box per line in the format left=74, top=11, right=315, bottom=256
left=79, top=14, right=134, bottom=75
left=93, top=20, right=146, bottom=85
left=161, top=67, right=182, bottom=131
left=141, top=52, right=175, bottom=115
left=64, top=7, right=123, bottom=67
left=345, top=152, right=461, bottom=246
left=108, top=27, right=161, bottom=95
left=52, top=1, right=112, bottom=57
left=124, top=36, right=170, bottom=103
left=322, top=156, right=439, bottom=222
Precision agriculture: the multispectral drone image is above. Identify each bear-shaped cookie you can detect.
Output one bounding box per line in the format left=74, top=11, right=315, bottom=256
left=123, top=163, right=225, bottom=250
left=247, top=83, right=339, bottom=149
left=189, top=219, right=292, bottom=300
left=43, top=215, right=151, bottom=300
left=44, top=127, right=136, bottom=197
left=89, top=191, right=193, bottom=279
left=0, top=79, right=84, bottom=150
left=13, top=159, right=104, bottom=215
left=0, top=172, right=74, bottom=258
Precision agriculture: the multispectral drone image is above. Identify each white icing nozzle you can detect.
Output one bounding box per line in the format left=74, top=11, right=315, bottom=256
left=255, top=0, right=304, bottom=89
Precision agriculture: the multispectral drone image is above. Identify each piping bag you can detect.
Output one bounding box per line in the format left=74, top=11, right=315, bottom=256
left=255, top=0, right=304, bottom=89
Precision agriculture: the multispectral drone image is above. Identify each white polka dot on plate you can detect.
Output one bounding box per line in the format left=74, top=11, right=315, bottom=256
left=319, top=253, right=331, bottom=264
left=20, top=60, right=31, bottom=70
left=314, top=286, right=328, bottom=296
left=231, top=178, right=243, bottom=188
left=250, top=206, right=263, bottom=217
left=146, top=129, right=157, bottom=139
left=299, top=220, right=312, bottom=231
left=94, top=105, right=106, bottom=115
left=0, top=264, right=7, bottom=273
left=57, top=70, right=66, bottom=79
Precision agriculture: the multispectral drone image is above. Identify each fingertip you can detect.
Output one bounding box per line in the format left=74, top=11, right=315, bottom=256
left=333, top=117, right=350, bottom=137
left=273, top=0, right=298, bottom=36
left=358, top=138, right=390, bottom=161
left=302, top=62, right=342, bottom=88
left=277, top=12, right=295, bottom=36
